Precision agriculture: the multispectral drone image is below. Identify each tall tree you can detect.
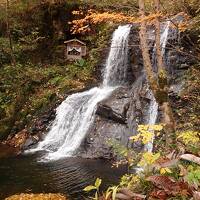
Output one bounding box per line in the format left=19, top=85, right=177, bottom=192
left=138, top=0, right=175, bottom=138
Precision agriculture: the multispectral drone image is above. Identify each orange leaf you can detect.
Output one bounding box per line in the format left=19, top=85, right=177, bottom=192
left=150, top=189, right=168, bottom=200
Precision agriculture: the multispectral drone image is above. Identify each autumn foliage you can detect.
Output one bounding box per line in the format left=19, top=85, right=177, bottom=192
left=69, top=9, right=162, bottom=34
left=5, top=193, right=67, bottom=200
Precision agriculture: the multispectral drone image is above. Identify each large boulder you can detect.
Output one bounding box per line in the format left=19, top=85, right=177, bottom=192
left=96, top=103, right=127, bottom=125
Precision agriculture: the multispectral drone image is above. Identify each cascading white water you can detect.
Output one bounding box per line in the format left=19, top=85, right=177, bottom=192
left=29, top=25, right=131, bottom=160
left=145, top=94, right=159, bottom=152
left=145, top=21, right=171, bottom=152
left=103, top=26, right=130, bottom=87
left=161, top=21, right=170, bottom=56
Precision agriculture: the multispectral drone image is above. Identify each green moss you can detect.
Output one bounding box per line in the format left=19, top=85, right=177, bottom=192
left=0, top=59, right=102, bottom=138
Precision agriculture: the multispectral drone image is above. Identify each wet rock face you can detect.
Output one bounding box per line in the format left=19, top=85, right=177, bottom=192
left=29, top=108, right=56, bottom=136
left=5, top=129, right=29, bottom=149
left=96, top=103, right=127, bottom=125
left=79, top=27, right=152, bottom=159
left=78, top=22, right=192, bottom=159
left=79, top=79, right=151, bottom=159
left=3, top=107, right=57, bottom=150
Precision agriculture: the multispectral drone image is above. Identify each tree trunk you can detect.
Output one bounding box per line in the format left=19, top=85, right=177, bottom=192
left=154, top=0, right=164, bottom=74
left=6, top=0, right=16, bottom=66
left=153, top=0, right=176, bottom=136
left=160, top=102, right=176, bottom=136
left=138, top=0, right=158, bottom=93
left=138, top=0, right=176, bottom=139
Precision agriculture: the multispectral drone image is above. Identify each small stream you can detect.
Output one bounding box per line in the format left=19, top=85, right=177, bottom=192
left=0, top=152, right=125, bottom=199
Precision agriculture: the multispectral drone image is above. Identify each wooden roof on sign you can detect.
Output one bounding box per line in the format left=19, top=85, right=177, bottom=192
left=64, top=39, right=86, bottom=46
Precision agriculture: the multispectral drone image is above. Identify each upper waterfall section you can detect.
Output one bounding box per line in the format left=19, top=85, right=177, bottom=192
left=103, top=25, right=132, bottom=87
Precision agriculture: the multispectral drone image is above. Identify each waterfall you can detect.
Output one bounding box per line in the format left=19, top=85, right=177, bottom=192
left=145, top=94, right=159, bottom=152
left=145, top=21, right=171, bottom=152
left=29, top=25, right=131, bottom=161
left=103, top=25, right=130, bottom=87
left=161, top=21, right=170, bottom=56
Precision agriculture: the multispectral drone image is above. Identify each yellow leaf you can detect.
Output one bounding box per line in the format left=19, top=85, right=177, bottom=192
left=160, top=167, right=172, bottom=174
left=83, top=185, right=96, bottom=192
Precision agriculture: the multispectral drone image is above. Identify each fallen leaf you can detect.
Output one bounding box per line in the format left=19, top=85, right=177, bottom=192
left=150, top=189, right=168, bottom=200
left=180, top=154, right=200, bottom=165
left=147, top=175, right=192, bottom=197
left=115, top=193, right=131, bottom=200
left=118, top=188, right=146, bottom=199
left=147, top=175, right=176, bottom=191
left=193, top=191, right=200, bottom=200
left=178, top=164, right=188, bottom=176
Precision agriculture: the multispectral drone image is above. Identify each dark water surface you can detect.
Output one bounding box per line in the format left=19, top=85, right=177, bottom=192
left=0, top=152, right=125, bottom=199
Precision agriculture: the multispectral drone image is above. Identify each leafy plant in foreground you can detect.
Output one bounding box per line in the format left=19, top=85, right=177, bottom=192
left=83, top=178, right=102, bottom=200
left=84, top=178, right=119, bottom=200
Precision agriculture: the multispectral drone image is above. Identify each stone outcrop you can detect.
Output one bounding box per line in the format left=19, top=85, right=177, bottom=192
left=79, top=77, right=152, bottom=159
left=78, top=22, right=193, bottom=159
left=78, top=27, right=153, bottom=158
left=96, top=103, right=127, bottom=125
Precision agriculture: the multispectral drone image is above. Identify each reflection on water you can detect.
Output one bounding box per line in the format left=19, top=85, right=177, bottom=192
left=0, top=152, right=125, bottom=199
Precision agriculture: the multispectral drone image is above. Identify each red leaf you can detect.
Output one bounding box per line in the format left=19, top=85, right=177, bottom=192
left=150, top=189, right=168, bottom=200
left=147, top=175, right=192, bottom=197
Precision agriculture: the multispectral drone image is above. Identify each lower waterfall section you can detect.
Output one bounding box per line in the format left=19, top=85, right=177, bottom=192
left=36, top=87, right=115, bottom=160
